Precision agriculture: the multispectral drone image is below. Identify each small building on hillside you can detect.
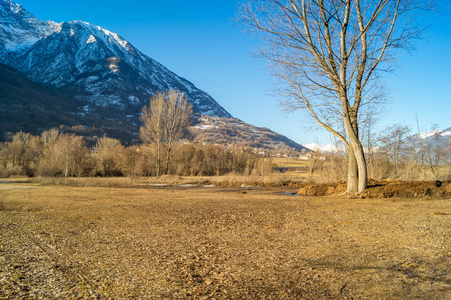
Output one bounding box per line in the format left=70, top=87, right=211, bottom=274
left=299, top=153, right=312, bottom=161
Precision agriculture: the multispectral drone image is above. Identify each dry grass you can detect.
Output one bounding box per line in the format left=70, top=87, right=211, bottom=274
left=30, top=174, right=311, bottom=189
left=272, top=157, right=311, bottom=168
left=1, top=182, right=450, bottom=299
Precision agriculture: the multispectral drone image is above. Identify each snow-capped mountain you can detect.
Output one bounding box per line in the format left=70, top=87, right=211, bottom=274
left=0, top=0, right=58, bottom=54
left=0, top=0, right=231, bottom=118
left=414, top=128, right=451, bottom=141
left=406, top=127, right=451, bottom=151
left=0, top=0, right=309, bottom=151
left=304, top=127, right=451, bottom=154
left=303, top=143, right=344, bottom=153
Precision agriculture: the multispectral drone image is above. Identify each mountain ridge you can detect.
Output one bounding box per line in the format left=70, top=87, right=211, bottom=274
left=0, top=0, right=231, bottom=118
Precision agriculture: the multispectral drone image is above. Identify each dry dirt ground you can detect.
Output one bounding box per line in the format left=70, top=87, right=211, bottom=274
left=0, top=181, right=450, bottom=299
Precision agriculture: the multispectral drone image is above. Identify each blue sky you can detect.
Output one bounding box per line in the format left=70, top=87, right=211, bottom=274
left=15, top=0, right=451, bottom=145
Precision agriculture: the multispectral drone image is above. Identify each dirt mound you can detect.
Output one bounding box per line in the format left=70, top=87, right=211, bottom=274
left=297, top=180, right=347, bottom=196
left=297, top=179, right=451, bottom=199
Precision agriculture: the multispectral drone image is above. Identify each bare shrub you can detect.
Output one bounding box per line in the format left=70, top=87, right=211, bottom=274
left=93, top=136, right=124, bottom=176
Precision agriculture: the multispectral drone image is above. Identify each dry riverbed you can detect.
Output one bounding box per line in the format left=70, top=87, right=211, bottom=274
left=0, top=181, right=450, bottom=299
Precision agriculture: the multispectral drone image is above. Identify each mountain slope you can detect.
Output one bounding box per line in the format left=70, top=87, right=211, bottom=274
left=0, top=63, right=136, bottom=141
left=407, top=128, right=451, bottom=152
left=192, top=116, right=309, bottom=152
left=0, top=0, right=57, bottom=54
left=0, top=0, right=231, bottom=118
left=0, top=62, right=83, bottom=134
left=414, top=128, right=451, bottom=141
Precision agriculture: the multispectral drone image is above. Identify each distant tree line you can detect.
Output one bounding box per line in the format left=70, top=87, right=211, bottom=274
left=311, top=123, right=451, bottom=182
left=0, top=129, right=261, bottom=178
left=367, top=124, right=451, bottom=181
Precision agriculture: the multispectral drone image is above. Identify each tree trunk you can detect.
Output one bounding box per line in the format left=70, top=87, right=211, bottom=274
left=352, top=138, right=368, bottom=193
left=344, top=113, right=368, bottom=193
left=164, top=146, right=172, bottom=175
left=347, top=146, right=358, bottom=193
left=156, top=142, right=161, bottom=177
left=65, top=146, right=69, bottom=178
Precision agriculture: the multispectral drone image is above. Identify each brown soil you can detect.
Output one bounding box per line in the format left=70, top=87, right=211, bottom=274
left=298, top=179, right=451, bottom=199
left=0, top=182, right=450, bottom=299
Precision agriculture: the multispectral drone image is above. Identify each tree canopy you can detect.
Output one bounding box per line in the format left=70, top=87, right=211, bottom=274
left=238, top=0, right=436, bottom=192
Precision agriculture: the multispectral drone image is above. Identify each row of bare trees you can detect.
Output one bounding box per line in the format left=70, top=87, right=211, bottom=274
left=369, top=124, right=451, bottom=180
left=310, top=123, right=451, bottom=182
left=0, top=130, right=260, bottom=178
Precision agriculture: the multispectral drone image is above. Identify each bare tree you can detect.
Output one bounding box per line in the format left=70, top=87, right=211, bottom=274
left=238, top=0, right=435, bottom=193
left=120, top=145, right=143, bottom=177
left=37, top=133, right=90, bottom=177
left=139, top=90, right=193, bottom=176
left=40, top=128, right=59, bottom=148
left=377, top=124, right=410, bottom=169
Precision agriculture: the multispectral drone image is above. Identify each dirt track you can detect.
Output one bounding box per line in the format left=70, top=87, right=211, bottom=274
left=1, top=182, right=450, bottom=299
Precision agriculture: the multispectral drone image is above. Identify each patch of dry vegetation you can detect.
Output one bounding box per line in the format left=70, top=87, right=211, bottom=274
left=29, top=174, right=309, bottom=189
left=1, top=182, right=450, bottom=299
